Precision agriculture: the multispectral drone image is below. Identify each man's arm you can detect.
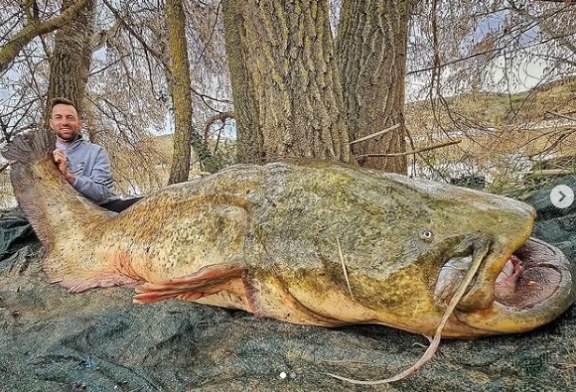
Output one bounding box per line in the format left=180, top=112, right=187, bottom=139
left=71, top=147, right=115, bottom=203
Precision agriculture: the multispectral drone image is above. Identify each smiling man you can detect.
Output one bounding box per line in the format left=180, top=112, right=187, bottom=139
left=49, top=97, right=140, bottom=212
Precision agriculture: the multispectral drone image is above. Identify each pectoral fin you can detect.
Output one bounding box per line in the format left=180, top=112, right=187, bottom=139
left=133, top=264, right=246, bottom=305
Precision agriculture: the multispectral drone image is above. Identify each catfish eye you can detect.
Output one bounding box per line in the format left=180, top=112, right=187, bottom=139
left=420, top=229, right=434, bottom=242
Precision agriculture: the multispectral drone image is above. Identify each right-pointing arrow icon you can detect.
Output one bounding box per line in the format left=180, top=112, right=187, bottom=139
left=550, top=185, right=574, bottom=209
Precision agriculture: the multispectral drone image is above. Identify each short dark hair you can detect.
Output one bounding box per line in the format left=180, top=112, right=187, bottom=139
left=50, top=97, right=79, bottom=114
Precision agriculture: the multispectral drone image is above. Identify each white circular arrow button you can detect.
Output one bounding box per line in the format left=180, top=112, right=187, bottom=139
left=550, top=184, right=574, bottom=209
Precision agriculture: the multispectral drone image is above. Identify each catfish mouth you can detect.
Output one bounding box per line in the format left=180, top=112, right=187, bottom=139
left=435, top=237, right=576, bottom=335
left=493, top=238, right=565, bottom=308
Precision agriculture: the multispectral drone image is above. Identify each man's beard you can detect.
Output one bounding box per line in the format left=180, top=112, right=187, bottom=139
left=57, top=130, right=79, bottom=142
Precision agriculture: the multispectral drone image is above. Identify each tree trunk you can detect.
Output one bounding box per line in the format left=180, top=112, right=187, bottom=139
left=45, top=0, right=96, bottom=120
left=337, top=0, right=416, bottom=173
left=166, top=0, right=193, bottom=184
left=222, top=1, right=264, bottom=164
left=223, top=0, right=352, bottom=164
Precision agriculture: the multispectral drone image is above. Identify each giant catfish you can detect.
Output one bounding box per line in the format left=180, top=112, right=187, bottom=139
left=3, top=130, right=576, bottom=339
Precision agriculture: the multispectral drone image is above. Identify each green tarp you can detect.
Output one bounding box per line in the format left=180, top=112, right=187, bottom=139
left=1, top=179, right=575, bottom=391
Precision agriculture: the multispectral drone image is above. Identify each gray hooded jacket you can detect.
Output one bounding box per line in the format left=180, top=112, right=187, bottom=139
left=57, top=136, right=116, bottom=204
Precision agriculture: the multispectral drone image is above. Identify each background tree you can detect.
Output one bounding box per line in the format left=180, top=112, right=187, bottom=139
left=337, top=0, right=417, bottom=174
left=103, top=0, right=223, bottom=183
left=166, top=0, right=222, bottom=183
left=222, top=0, right=352, bottom=163
left=165, top=0, right=194, bottom=184
left=222, top=0, right=264, bottom=163
left=45, top=0, right=96, bottom=122
left=407, top=0, right=576, bottom=123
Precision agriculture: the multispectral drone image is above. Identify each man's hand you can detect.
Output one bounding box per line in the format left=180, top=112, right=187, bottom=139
left=53, top=149, right=76, bottom=184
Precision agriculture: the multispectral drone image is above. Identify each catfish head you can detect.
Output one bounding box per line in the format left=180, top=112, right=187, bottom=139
left=272, top=165, right=576, bottom=338
left=360, top=174, right=576, bottom=337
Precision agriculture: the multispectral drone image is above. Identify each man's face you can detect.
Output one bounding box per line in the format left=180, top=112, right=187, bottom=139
left=49, top=103, right=82, bottom=142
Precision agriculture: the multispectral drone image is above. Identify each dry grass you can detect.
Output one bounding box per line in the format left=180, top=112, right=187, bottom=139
left=405, top=78, right=576, bottom=196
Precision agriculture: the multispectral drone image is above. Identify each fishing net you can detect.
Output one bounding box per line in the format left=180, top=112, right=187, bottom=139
left=0, top=178, right=575, bottom=391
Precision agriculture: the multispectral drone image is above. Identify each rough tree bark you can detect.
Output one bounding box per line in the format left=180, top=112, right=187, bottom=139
left=222, top=1, right=264, bottom=164
left=337, top=0, right=416, bottom=173
left=165, top=0, right=194, bottom=184
left=222, top=0, right=352, bottom=164
left=45, top=0, right=96, bottom=122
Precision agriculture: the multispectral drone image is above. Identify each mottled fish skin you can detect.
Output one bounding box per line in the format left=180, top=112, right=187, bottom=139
left=4, top=131, right=576, bottom=337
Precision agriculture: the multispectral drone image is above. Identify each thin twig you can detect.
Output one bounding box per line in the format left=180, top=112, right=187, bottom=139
left=336, top=237, right=354, bottom=301
left=349, top=124, right=400, bottom=145
left=519, top=169, right=574, bottom=176
left=546, top=111, right=576, bottom=122
left=101, top=0, right=168, bottom=69
left=322, top=359, right=372, bottom=365
left=355, top=140, right=461, bottom=159
left=518, top=126, right=575, bottom=151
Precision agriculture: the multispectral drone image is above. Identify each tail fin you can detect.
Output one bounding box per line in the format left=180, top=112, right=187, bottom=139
left=2, top=130, right=113, bottom=253
left=3, top=131, right=138, bottom=292
left=2, top=129, right=55, bottom=165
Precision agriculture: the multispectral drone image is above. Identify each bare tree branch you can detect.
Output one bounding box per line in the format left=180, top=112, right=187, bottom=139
left=349, top=124, right=401, bottom=145
left=203, top=111, right=234, bottom=138
left=356, top=140, right=462, bottom=159
left=0, top=0, right=90, bottom=73
left=101, top=0, right=169, bottom=69
left=509, top=0, right=576, bottom=55
left=546, top=111, right=576, bottom=122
